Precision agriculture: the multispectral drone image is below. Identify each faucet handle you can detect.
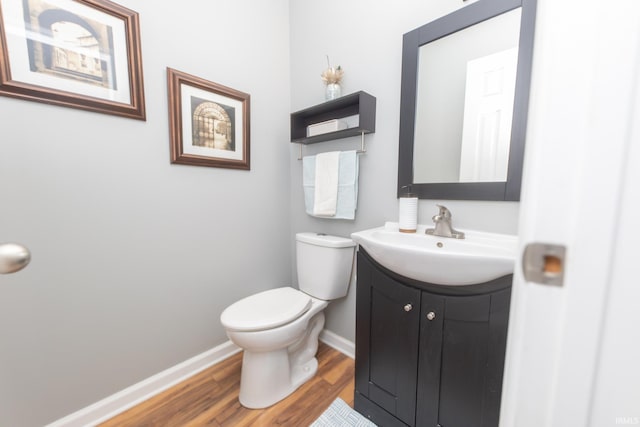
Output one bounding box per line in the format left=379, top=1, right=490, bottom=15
left=436, top=204, right=451, bottom=219
left=427, top=205, right=465, bottom=239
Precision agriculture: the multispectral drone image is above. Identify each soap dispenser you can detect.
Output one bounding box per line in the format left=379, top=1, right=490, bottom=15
left=399, top=185, right=418, bottom=233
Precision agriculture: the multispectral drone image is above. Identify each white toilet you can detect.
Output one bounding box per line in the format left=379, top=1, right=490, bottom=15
left=220, top=232, right=356, bottom=409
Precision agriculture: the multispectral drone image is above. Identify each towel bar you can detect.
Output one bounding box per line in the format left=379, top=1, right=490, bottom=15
left=297, top=131, right=366, bottom=160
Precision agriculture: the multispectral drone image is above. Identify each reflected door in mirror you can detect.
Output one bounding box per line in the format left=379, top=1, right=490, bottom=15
left=459, top=47, right=517, bottom=182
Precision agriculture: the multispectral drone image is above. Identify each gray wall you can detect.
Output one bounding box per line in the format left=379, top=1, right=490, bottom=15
left=289, top=0, right=520, bottom=342
left=0, top=1, right=291, bottom=425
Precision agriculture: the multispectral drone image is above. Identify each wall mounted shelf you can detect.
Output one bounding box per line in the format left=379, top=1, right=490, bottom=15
left=290, top=91, right=376, bottom=145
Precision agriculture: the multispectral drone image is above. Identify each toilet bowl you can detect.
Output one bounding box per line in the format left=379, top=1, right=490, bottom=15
left=223, top=287, right=328, bottom=408
left=220, top=232, right=355, bottom=408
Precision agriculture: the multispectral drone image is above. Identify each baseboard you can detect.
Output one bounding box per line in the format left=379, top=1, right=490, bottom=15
left=319, top=329, right=355, bottom=359
left=47, top=329, right=354, bottom=426
left=46, top=341, right=241, bottom=427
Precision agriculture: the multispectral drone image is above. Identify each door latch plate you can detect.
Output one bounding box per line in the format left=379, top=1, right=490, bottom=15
left=522, top=243, right=566, bottom=286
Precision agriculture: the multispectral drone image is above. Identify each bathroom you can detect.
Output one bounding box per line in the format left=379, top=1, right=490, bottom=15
left=0, top=0, right=638, bottom=426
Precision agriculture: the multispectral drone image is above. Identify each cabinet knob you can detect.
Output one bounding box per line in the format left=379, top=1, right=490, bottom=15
left=426, top=311, right=436, bottom=321
left=404, top=303, right=413, bottom=312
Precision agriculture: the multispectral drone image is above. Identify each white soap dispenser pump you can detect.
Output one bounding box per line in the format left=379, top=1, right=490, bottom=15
left=399, top=185, right=418, bottom=233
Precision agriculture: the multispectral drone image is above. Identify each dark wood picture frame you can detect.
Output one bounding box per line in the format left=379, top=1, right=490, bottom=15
left=0, top=0, right=145, bottom=120
left=167, top=67, right=250, bottom=170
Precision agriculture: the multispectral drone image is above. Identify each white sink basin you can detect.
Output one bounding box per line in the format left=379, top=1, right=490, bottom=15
left=351, top=222, right=517, bottom=286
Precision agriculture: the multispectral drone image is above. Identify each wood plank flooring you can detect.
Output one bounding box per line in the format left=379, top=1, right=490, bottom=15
left=100, top=343, right=355, bottom=426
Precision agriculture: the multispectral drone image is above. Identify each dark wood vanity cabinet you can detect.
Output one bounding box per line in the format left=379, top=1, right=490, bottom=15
left=355, top=248, right=512, bottom=427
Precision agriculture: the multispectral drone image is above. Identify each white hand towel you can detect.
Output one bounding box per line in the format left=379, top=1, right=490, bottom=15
left=313, top=151, right=341, bottom=216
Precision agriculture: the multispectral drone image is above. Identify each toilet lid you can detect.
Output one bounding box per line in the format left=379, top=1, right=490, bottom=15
left=221, top=287, right=312, bottom=332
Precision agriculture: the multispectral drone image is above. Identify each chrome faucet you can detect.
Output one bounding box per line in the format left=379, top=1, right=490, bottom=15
left=425, top=205, right=465, bottom=239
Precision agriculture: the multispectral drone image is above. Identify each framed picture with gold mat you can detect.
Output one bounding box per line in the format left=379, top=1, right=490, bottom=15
left=0, top=0, right=146, bottom=120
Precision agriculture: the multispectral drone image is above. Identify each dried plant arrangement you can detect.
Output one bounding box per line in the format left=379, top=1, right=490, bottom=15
left=321, top=56, right=344, bottom=85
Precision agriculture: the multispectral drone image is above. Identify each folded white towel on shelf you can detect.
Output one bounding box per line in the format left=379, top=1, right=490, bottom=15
left=303, top=150, right=359, bottom=220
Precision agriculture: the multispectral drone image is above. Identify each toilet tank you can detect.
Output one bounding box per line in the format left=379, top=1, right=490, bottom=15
left=296, top=232, right=356, bottom=300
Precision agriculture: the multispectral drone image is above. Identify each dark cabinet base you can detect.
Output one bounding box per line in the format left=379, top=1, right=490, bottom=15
left=355, top=248, right=512, bottom=427
left=355, top=392, right=409, bottom=427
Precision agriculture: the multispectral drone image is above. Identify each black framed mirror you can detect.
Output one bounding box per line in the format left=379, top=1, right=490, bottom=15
left=397, top=0, right=536, bottom=201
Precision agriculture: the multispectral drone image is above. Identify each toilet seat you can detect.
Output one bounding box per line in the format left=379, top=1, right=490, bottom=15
left=221, top=287, right=311, bottom=332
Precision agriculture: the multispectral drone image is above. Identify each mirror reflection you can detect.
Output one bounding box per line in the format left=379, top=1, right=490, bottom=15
left=413, top=8, right=521, bottom=184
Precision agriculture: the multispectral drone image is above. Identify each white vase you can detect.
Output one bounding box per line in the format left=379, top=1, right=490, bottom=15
left=325, top=83, right=342, bottom=101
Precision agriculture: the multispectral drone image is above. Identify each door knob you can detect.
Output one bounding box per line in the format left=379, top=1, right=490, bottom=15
left=0, top=243, right=31, bottom=274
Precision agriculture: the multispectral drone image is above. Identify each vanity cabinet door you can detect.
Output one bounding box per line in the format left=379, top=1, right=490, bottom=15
left=416, top=288, right=511, bottom=427
left=355, top=250, right=421, bottom=426
left=415, top=292, right=445, bottom=426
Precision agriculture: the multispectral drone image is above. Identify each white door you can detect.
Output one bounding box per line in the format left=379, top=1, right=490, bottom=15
left=459, top=48, right=518, bottom=182
left=500, top=1, right=640, bottom=426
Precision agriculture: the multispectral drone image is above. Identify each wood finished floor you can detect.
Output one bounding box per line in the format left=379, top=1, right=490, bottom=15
left=100, top=343, right=355, bottom=427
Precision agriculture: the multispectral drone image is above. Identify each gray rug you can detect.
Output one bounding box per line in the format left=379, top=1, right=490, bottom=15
left=310, top=398, right=377, bottom=427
